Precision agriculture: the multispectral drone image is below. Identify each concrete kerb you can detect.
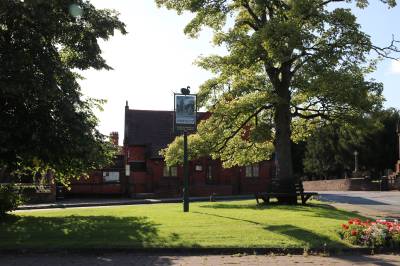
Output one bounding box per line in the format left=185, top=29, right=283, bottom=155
left=0, top=247, right=399, bottom=256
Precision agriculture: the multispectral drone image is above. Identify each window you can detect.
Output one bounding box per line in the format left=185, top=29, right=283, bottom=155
left=125, top=164, right=130, bottom=176
left=103, top=171, right=120, bottom=182
left=163, top=166, right=178, bottom=177
left=131, top=161, right=146, bottom=172
left=207, top=165, right=213, bottom=180
left=245, top=164, right=259, bottom=178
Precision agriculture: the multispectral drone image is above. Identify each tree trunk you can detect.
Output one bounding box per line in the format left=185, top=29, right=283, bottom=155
left=273, top=82, right=296, bottom=204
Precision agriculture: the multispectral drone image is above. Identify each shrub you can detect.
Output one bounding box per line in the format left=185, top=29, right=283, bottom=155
left=339, top=218, right=400, bottom=248
left=0, top=184, right=24, bottom=217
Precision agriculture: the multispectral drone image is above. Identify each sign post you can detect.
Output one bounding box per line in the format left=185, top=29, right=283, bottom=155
left=174, top=87, right=196, bottom=212
left=183, top=130, right=189, bottom=212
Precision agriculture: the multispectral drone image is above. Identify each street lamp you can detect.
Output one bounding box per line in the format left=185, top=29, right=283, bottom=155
left=397, top=119, right=400, bottom=161
left=353, top=150, right=359, bottom=173
left=396, top=119, right=400, bottom=173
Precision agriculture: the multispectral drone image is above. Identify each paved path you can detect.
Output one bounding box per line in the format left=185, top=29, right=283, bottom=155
left=1, top=253, right=400, bottom=266
left=317, top=191, right=400, bottom=219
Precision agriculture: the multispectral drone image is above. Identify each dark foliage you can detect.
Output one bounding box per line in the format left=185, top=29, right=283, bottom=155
left=0, top=0, right=126, bottom=183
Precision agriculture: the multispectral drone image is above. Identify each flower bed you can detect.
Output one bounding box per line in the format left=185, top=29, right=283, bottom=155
left=339, top=218, right=400, bottom=248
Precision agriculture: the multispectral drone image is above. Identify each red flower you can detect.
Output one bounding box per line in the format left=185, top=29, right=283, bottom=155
left=351, top=230, right=357, bottom=236
left=342, top=224, right=349, bottom=230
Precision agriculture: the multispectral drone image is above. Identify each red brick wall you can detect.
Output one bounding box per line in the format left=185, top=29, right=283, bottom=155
left=69, top=171, right=124, bottom=195
left=146, top=158, right=274, bottom=196
left=68, top=144, right=275, bottom=197
left=303, top=178, right=381, bottom=191
left=238, top=161, right=273, bottom=194
left=69, top=184, right=123, bottom=194
left=127, top=146, right=146, bottom=161
left=191, top=185, right=233, bottom=196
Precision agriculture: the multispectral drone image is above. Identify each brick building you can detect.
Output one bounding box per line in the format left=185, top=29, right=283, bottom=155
left=69, top=102, right=274, bottom=197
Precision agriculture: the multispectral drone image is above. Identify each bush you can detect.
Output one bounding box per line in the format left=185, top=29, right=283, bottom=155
left=0, top=184, right=24, bottom=216
left=339, top=218, right=400, bottom=248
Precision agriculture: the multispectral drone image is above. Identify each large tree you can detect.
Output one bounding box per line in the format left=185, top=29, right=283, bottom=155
left=157, top=0, right=399, bottom=202
left=0, top=0, right=126, bottom=184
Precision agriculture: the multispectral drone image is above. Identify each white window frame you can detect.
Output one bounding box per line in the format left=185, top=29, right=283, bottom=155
left=103, top=171, right=120, bottom=182
left=163, top=166, right=178, bottom=177
left=245, top=164, right=259, bottom=178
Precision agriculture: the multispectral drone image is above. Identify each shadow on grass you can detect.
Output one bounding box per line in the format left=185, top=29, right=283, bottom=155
left=0, top=215, right=183, bottom=248
left=199, top=203, right=267, bottom=210
left=199, top=202, right=368, bottom=220
left=264, top=224, right=347, bottom=249
left=272, top=204, right=369, bottom=220
left=192, top=211, right=263, bottom=225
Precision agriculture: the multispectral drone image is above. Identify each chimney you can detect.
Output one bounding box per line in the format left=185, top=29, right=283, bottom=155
left=124, top=100, right=129, bottom=145
left=110, top=132, right=119, bottom=146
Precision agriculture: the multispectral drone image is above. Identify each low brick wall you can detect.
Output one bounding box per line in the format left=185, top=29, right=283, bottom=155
left=68, top=183, right=123, bottom=194
left=23, top=186, right=56, bottom=203
left=303, top=178, right=381, bottom=191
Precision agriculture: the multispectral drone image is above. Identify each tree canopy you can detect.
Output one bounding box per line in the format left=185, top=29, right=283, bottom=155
left=0, top=0, right=126, bottom=184
left=157, top=0, right=398, bottom=196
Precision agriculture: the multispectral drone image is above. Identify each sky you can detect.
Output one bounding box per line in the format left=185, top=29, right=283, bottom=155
left=78, top=1, right=400, bottom=144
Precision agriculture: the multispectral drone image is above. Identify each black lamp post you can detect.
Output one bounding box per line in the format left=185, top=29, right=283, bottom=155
left=397, top=119, right=400, bottom=161
left=396, top=120, right=400, bottom=173
left=353, top=150, right=359, bottom=173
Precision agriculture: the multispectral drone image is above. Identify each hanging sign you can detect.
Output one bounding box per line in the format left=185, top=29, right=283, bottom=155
left=174, top=93, right=197, bottom=132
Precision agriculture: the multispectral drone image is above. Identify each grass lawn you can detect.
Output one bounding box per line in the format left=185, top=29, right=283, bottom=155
left=0, top=200, right=365, bottom=249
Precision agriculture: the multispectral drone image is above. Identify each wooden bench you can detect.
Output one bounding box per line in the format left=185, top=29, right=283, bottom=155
left=255, top=182, right=318, bottom=205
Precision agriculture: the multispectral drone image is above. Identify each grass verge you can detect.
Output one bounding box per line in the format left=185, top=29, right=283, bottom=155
left=0, top=200, right=366, bottom=249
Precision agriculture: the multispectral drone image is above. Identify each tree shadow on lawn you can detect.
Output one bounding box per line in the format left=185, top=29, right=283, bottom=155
left=198, top=203, right=268, bottom=210
left=191, top=211, right=348, bottom=249
left=264, top=224, right=348, bottom=249
left=199, top=202, right=368, bottom=220
left=273, top=204, right=369, bottom=220
left=0, top=215, right=183, bottom=248
left=192, top=211, right=264, bottom=226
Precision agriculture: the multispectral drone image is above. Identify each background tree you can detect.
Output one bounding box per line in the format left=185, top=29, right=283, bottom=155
left=0, top=0, right=126, bottom=185
left=303, top=123, right=363, bottom=179
left=360, top=108, right=400, bottom=176
left=303, top=108, right=400, bottom=179
left=157, top=0, right=398, bottom=202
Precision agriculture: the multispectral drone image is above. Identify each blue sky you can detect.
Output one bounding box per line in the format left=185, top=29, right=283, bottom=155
left=79, top=1, right=400, bottom=143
